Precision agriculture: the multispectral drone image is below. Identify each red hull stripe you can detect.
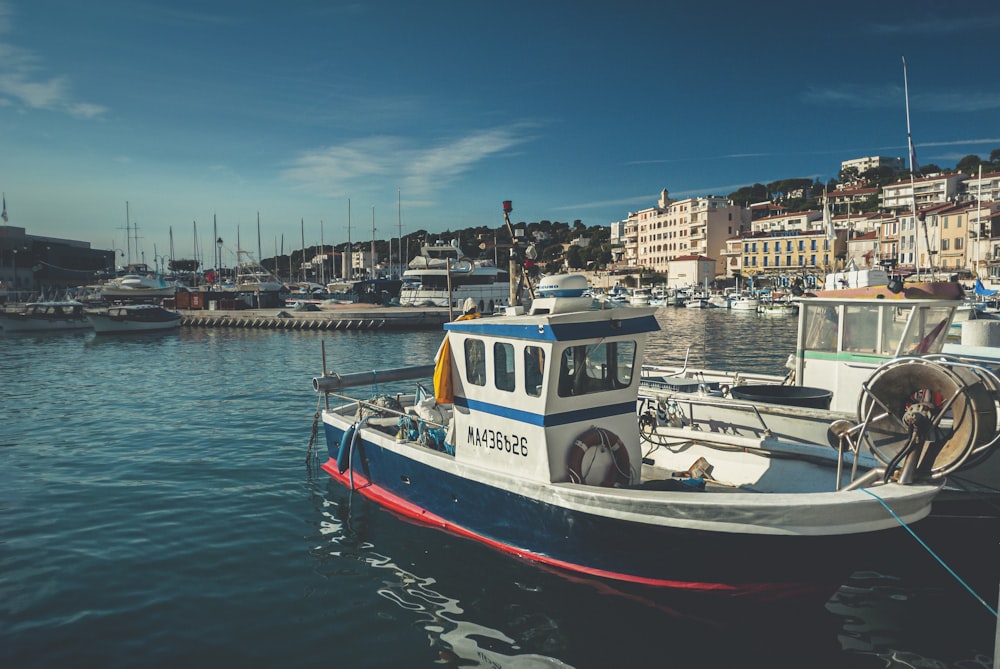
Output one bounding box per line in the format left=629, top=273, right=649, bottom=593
left=320, top=459, right=817, bottom=598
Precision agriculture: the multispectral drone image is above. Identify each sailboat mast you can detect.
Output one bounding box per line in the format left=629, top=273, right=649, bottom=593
left=345, top=198, right=352, bottom=280
left=125, top=201, right=132, bottom=266
left=397, top=189, right=403, bottom=278
left=371, top=206, right=376, bottom=280
left=903, top=56, right=931, bottom=277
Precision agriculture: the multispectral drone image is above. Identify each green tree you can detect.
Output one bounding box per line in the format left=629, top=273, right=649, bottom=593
left=565, top=245, right=584, bottom=269
left=956, top=154, right=982, bottom=174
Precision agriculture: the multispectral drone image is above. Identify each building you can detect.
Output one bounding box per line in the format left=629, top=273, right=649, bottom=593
left=840, top=156, right=904, bottom=175
left=0, top=225, right=111, bottom=300
left=620, top=188, right=749, bottom=278
left=880, top=173, right=967, bottom=211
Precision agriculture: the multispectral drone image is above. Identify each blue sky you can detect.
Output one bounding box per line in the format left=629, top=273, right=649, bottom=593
left=1, top=0, right=999, bottom=265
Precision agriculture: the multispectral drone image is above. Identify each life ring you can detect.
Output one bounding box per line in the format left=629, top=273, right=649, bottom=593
left=568, top=427, right=631, bottom=487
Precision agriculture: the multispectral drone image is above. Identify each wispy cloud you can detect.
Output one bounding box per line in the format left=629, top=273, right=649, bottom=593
left=803, top=83, right=1000, bottom=114
left=867, top=14, right=1000, bottom=36
left=282, top=125, right=535, bottom=199
left=0, top=1, right=107, bottom=118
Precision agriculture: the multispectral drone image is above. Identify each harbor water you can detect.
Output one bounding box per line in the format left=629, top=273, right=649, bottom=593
left=2, top=307, right=997, bottom=668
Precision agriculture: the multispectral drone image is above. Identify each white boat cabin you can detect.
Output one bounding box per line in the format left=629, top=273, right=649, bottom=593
left=795, top=297, right=959, bottom=412
left=440, top=276, right=659, bottom=485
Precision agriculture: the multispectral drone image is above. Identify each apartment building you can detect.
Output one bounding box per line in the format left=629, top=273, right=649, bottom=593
left=619, top=188, right=748, bottom=277
left=840, top=156, right=904, bottom=175
left=880, top=173, right=967, bottom=210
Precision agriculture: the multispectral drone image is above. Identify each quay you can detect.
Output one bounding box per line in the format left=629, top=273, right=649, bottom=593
left=176, top=304, right=451, bottom=331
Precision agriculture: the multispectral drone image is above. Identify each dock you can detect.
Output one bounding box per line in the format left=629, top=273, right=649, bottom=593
left=177, top=304, right=452, bottom=331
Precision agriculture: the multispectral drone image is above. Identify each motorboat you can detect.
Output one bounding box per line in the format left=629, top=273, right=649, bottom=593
left=86, top=304, right=182, bottom=334
left=629, top=287, right=651, bottom=306
left=398, top=240, right=510, bottom=312
left=0, top=301, right=91, bottom=332
left=100, top=264, right=176, bottom=300
left=729, top=294, right=759, bottom=311
left=310, top=273, right=966, bottom=604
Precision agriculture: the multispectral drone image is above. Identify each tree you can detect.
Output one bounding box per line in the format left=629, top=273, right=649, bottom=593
left=565, top=245, right=585, bottom=269
left=956, top=154, right=982, bottom=174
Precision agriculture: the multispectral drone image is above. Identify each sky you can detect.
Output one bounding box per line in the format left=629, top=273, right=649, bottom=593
left=1, top=0, right=999, bottom=266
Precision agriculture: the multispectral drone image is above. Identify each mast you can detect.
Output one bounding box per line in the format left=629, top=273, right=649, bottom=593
left=125, top=201, right=132, bottom=266
left=345, top=198, right=352, bottom=281
left=976, top=163, right=983, bottom=279
left=903, top=56, right=931, bottom=277
left=371, top=205, right=376, bottom=280
left=397, top=188, right=403, bottom=278
left=257, top=212, right=262, bottom=267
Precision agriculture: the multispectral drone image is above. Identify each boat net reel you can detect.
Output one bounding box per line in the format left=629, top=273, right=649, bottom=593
left=854, top=356, right=1000, bottom=479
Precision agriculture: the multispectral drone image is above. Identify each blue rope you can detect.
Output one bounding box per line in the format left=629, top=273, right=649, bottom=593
left=860, top=487, right=997, bottom=617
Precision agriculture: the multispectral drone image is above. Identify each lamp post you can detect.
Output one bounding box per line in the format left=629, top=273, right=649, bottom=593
left=216, top=237, right=224, bottom=284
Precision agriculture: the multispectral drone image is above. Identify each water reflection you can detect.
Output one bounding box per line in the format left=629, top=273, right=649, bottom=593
left=312, top=487, right=573, bottom=668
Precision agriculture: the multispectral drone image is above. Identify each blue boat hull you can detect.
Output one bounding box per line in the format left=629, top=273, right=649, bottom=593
left=321, top=423, right=915, bottom=601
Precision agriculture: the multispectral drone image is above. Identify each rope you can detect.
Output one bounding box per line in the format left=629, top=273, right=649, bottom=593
left=859, top=487, right=997, bottom=617
left=305, top=394, right=323, bottom=470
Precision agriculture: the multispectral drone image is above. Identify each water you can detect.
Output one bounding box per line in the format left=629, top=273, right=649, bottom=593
left=2, top=311, right=996, bottom=669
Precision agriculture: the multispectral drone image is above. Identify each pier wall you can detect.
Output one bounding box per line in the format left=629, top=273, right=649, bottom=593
left=177, top=306, right=450, bottom=331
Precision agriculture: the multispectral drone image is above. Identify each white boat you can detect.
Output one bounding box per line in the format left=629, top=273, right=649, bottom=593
left=398, top=241, right=510, bottom=311
left=230, top=250, right=284, bottom=293
left=729, top=294, right=759, bottom=311
left=100, top=264, right=177, bottom=300
left=86, top=304, right=182, bottom=334
left=0, top=301, right=91, bottom=332
left=684, top=297, right=710, bottom=309
left=310, top=273, right=964, bottom=604
left=757, top=300, right=796, bottom=315
left=638, top=285, right=1000, bottom=515
left=629, top=287, right=652, bottom=306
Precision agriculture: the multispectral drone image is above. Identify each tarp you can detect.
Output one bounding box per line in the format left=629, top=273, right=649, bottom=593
left=974, top=278, right=998, bottom=297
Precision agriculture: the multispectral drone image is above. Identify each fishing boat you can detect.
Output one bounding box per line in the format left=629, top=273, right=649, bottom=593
left=0, top=300, right=91, bottom=332
left=638, top=285, right=1000, bottom=519
left=86, top=304, right=182, bottom=334
left=310, top=271, right=963, bottom=602
left=398, top=240, right=510, bottom=312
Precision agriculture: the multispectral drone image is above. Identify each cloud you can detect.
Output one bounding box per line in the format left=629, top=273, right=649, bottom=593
left=803, top=83, right=1000, bottom=114
left=282, top=125, right=534, bottom=199
left=0, top=4, right=107, bottom=118
left=867, top=14, right=1000, bottom=35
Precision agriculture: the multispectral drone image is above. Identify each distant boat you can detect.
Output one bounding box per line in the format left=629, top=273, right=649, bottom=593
left=229, top=250, right=285, bottom=293
left=100, top=264, right=176, bottom=300
left=87, top=304, right=182, bottom=334
left=398, top=240, right=510, bottom=311
left=729, top=295, right=759, bottom=311
left=0, top=301, right=91, bottom=332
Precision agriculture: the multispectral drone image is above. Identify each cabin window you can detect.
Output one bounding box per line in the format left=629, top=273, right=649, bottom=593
left=493, top=342, right=515, bottom=392
left=843, top=305, right=881, bottom=353
left=803, top=305, right=839, bottom=352
left=524, top=346, right=545, bottom=397
left=897, top=306, right=953, bottom=355
left=464, top=338, right=486, bottom=386
left=557, top=341, right=636, bottom=397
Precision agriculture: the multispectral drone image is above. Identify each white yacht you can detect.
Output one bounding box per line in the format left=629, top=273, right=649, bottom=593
left=398, top=241, right=511, bottom=312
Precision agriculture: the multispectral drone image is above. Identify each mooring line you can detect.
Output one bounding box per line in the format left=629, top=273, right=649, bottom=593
left=860, top=487, right=997, bottom=617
